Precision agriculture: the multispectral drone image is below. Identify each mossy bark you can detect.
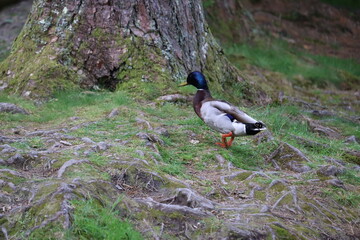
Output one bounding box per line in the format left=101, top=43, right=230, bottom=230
left=0, top=0, right=264, bottom=101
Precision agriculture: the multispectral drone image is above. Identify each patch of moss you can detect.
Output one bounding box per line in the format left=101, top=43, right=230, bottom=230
left=0, top=171, right=27, bottom=184
left=0, top=34, right=79, bottom=98
left=342, top=151, right=360, bottom=165
left=234, top=171, right=253, bottom=181
left=254, top=190, right=266, bottom=201
left=268, top=181, right=287, bottom=192
left=271, top=225, right=298, bottom=240
left=28, top=222, right=65, bottom=240
left=115, top=37, right=174, bottom=99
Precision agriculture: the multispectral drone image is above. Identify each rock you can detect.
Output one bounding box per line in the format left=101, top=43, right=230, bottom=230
left=0, top=81, right=8, bottom=91
left=0, top=159, right=6, bottom=165
left=324, top=157, right=346, bottom=166
left=60, top=140, right=72, bottom=146
left=0, top=103, right=29, bottom=115
left=286, top=161, right=311, bottom=173
left=0, top=136, right=17, bottom=144
left=317, top=165, right=345, bottom=176
left=0, top=193, right=12, bottom=204
left=136, top=132, right=164, bottom=145
left=253, top=131, right=274, bottom=145
left=352, top=166, right=360, bottom=171
left=81, top=137, right=95, bottom=144
left=154, top=127, right=170, bottom=137
left=311, top=110, right=334, bottom=117
left=156, top=94, right=190, bottom=102
left=92, top=142, right=111, bottom=152
left=6, top=153, right=25, bottom=167
left=0, top=144, right=17, bottom=154
left=107, top=108, right=120, bottom=118
left=326, top=179, right=345, bottom=188
left=227, top=225, right=267, bottom=240
left=345, top=135, right=358, bottom=144
left=169, top=188, right=215, bottom=210
left=291, top=135, right=329, bottom=149
left=136, top=118, right=152, bottom=130
left=267, top=142, right=311, bottom=171
left=69, top=116, right=80, bottom=121
left=306, top=119, right=341, bottom=139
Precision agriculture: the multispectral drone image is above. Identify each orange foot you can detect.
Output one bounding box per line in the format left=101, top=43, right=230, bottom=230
left=215, top=132, right=235, bottom=149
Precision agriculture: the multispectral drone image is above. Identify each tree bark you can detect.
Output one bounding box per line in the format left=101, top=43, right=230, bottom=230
left=0, top=0, right=263, bottom=101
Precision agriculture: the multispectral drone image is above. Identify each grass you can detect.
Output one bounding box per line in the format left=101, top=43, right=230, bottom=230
left=323, top=187, right=360, bottom=207
left=225, top=39, right=360, bottom=87
left=1, top=80, right=359, bottom=209
left=0, top=90, right=130, bottom=124
left=66, top=198, right=143, bottom=240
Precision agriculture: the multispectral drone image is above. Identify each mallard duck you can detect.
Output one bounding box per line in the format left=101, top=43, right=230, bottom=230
left=180, top=71, right=266, bottom=148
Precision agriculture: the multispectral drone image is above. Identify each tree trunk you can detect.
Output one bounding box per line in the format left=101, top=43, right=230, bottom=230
left=0, top=0, right=263, bottom=101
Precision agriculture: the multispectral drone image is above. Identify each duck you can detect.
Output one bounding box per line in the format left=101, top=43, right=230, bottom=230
left=180, top=71, right=266, bottom=148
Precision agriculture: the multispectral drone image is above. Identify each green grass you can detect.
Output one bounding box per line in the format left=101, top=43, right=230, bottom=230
left=0, top=90, right=130, bottom=124
left=67, top=198, right=143, bottom=240
left=225, top=40, right=360, bottom=87
left=323, top=187, right=360, bottom=207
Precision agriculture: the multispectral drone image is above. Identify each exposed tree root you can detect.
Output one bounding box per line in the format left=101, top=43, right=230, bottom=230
left=136, top=197, right=212, bottom=217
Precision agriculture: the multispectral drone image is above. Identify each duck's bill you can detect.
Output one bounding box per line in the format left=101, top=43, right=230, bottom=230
left=254, top=127, right=267, bottom=131
left=179, top=82, right=188, bottom=87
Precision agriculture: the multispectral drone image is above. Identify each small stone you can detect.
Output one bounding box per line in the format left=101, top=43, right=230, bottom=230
left=156, top=94, right=189, bottom=102
left=286, top=161, right=311, bottom=173
left=0, top=82, right=8, bottom=91
left=136, top=118, right=152, bottom=130
left=0, top=103, right=29, bottom=115
left=60, top=140, right=72, bottom=146
left=69, top=116, right=80, bottom=121
left=324, top=157, right=345, bottom=166
left=326, top=179, right=345, bottom=188
left=154, top=127, right=170, bottom=137
left=345, top=135, right=358, bottom=144
left=307, top=119, right=341, bottom=139
left=0, top=193, right=12, bottom=204
left=81, top=137, right=95, bottom=144
left=253, top=131, right=274, bottom=145
left=92, top=142, right=110, bottom=152
left=311, top=110, right=334, bottom=117
left=136, top=132, right=164, bottom=145
left=267, top=142, right=311, bottom=171
left=317, top=165, right=345, bottom=176
left=83, top=150, right=93, bottom=156
left=107, top=108, right=120, bottom=118
left=6, top=153, right=25, bottom=167
left=0, top=144, right=17, bottom=154
left=190, top=139, right=199, bottom=145
left=352, top=166, right=360, bottom=171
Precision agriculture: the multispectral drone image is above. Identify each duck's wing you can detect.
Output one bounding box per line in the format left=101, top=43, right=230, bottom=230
left=209, top=100, right=258, bottom=124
